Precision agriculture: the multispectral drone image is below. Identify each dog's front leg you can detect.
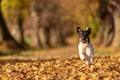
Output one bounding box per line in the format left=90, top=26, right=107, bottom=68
left=90, top=54, right=94, bottom=63
left=86, top=56, right=90, bottom=65
left=78, top=45, right=86, bottom=60
left=79, top=53, right=86, bottom=60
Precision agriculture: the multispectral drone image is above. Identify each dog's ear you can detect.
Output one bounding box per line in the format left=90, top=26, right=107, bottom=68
left=76, top=26, right=81, bottom=33
left=86, top=27, right=91, bottom=35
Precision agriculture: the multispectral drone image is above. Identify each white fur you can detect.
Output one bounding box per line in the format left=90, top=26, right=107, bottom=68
left=78, top=42, right=94, bottom=65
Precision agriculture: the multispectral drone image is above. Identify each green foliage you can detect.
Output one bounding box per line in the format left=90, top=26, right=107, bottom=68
left=1, top=0, right=31, bottom=21
left=25, top=37, right=32, bottom=45
left=89, top=18, right=100, bottom=39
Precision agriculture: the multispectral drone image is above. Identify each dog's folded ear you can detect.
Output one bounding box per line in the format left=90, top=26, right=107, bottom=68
left=76, top=26, right=81, bottom=33
left=86, top=27, right=91, bottom=35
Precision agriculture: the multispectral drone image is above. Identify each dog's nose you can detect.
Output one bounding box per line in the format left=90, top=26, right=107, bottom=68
left=81, top=36, right=85, bottom=40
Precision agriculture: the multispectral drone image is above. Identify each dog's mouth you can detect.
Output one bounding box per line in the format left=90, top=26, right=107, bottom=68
left=81, top=38, right=88, bottom=43
left=82, top=39, right=87, bottom=43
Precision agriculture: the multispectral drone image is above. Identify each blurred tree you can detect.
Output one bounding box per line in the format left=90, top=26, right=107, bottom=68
left=95, top=0, right=114, bottom=46
left=17, top=0, right=31, bottom=45
left=60, top=0, right=99, bottom=38
left=109, top=0, right=120, bottom=47
left=1, top=0, right=31, bottom=45
left=0, top=0, right=24, bottom=48
left=95, top=0, right=120, bottom=48
left=0, top=0, right=101, bottom=49
left=32, top=0, right=68, bottom=48
left=31, top=0, right=100, bottom=48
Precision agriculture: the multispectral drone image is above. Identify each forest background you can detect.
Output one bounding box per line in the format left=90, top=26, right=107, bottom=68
left=0, top=0, right=120, bottom=56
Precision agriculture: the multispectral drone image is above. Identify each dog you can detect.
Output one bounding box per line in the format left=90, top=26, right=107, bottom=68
left=76, top=26, right=94, bottom=65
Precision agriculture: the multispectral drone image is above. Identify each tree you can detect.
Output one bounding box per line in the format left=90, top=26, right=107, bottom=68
left=109, top=0, right=120, bottom=47
left=0, top=0, right=24, bottom=48
left=17, top=0, right=31, bottom=45
left=1, top=0, right=31, bottom=45
left=31, top=0, right=68, bottom=48
left=95, top=0, right=120, bottom=48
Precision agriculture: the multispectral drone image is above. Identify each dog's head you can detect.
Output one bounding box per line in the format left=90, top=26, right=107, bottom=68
left=76, top=26, right=91, bottom=43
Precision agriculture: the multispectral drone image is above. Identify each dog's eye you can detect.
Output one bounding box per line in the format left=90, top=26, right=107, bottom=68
left=84, top=32, right=87, bottom=35
left=79, top=32, right=83, bottom=35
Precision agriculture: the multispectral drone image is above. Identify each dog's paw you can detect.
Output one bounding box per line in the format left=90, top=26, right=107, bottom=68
left=79, top=54, right=86, bottom=60
left=86, top=61, right=90, bottom=66
left=90, top=58, right=94, bottom=63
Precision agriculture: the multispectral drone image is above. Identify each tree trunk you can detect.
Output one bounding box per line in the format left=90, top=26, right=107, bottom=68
left=95, top=0, right=120, bottom=48
left=31, top=0, right=68, bottom=48
left=112, top=6, right=120, bottom=47
left=50, top=28, right=61, bottom=47
left=30, top=1, right=40, bottom=48
left=37, top=27, right=48, bottom=48
left=0, top=9, right=13, bottom=41
left=102, top=14, right=114, bottom=46
left=0, top=26, right=2, bottom=43
left=0, top=0, right=24, bottom=49
left=45, top=27, right=51, bottom=46
left=36, top=27, right=42, bottom=47
left=18, top=17, right=25, bottom=44
left=95, top=0, right=114, bottom=47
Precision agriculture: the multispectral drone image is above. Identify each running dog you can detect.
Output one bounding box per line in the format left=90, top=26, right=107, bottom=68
left=76, top=26, right=94, bottom=65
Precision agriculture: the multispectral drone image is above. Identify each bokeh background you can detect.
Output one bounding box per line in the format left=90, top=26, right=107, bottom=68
left=0, top=0, right=120, bottom=57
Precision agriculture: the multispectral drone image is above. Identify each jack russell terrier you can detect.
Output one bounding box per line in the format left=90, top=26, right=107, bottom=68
left=76, top=26, right=94, bottom=65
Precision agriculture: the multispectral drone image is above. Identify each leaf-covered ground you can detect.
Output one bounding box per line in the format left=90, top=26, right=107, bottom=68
left=0, top=56, right=120, bottom=80
left=0, top=38, right=120, bottom=80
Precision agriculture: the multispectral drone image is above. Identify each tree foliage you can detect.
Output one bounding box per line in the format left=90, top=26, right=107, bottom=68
left=1, top=0, right=31, bottom=21
left=0, top=0, right=119, bottom=49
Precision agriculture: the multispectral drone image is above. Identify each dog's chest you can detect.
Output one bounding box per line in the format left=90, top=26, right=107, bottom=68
left=78, top=42, right=93, bottom=55
left=78, top=42, right=88, bottom=51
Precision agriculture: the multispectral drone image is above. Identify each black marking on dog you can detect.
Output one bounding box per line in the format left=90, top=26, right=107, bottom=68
left=76, top=26, right=91, bottom=43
